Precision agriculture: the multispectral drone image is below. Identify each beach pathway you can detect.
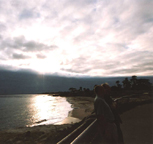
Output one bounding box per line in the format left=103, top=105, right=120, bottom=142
left=121, top=103, right=153, bottom=144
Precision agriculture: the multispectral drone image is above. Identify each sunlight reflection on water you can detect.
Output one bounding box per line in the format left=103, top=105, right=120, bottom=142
left=28, top=95, right=73, bottom=127
left=0, top=94, right=73, bottom=129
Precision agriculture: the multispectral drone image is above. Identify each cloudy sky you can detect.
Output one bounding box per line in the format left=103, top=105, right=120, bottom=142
left=0, top=0, right=153, bottom=77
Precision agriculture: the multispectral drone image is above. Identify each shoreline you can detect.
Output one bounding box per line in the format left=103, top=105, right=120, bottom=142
left=0, top=95, right=152, bottom=144
left=0, top=96, right=94, bottom=144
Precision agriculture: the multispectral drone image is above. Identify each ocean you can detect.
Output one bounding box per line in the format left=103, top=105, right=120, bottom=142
left=0, top=94, right=73, bottom=130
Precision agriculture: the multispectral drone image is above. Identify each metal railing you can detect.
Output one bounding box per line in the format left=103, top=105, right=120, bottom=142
left=57, top=118, right=96, bottom=144
left=57, top=94, right=148, bottom=144
left=71, top=119, right=97, bottom=144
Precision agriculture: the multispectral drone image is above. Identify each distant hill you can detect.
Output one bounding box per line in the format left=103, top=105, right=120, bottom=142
left=0, top=70, right=153, bottom=94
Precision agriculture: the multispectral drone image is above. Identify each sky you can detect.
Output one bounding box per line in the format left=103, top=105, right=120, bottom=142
left=0, top=0, right=153, bottom=77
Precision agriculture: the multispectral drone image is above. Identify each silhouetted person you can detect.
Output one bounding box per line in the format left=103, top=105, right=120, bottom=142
left=94, top=85, right=118, bottom=144
left=102, top=83, right=124, bottom=144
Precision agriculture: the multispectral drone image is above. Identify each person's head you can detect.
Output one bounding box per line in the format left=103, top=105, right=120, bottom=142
left=101, top=83, right=111, bottom=96
left=94, top=85, right=105, bottom=97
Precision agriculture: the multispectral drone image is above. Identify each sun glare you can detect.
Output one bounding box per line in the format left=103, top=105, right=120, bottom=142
left=29, top=95, right=73, bottom=127
left=33, top=95, right=53, bottom=120
left=30, top=56, right=61, bottom=74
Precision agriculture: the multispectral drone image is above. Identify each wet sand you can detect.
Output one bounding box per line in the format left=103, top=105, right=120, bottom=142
left=121, top=103, right=153, bottom=144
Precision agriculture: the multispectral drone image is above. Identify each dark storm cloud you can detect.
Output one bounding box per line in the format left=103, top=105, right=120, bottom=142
left=0, top=64, right=17, bottom=71
left=111, top=68, right=143, bottom=75
left=61, top=68, right=91, bottom=74
left=12, top=53, right=31, bottom=59
left=0, top=36, right=58, bottom=52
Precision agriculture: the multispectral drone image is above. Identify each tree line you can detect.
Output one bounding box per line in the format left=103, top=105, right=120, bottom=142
left=113, top=75, right=152, bottom=90
left=68, top=75, right=152, bottom=97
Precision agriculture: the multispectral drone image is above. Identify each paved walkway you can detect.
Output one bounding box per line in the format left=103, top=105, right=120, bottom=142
left=120, top=103, right=153, bottom=144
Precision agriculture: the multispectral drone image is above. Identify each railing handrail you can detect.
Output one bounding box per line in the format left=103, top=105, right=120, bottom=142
left=71, top=119, right=97, bottom=144
left=57, top=94, right=142, bottom=144
left=57, top=118, right=96, bottom=144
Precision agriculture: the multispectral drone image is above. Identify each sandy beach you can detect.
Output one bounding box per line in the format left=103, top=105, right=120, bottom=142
left=0, top=96, right=94, bottom=144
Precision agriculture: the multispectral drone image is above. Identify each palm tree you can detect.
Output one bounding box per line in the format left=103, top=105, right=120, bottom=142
left=116, top=80, right=122, bottom=90
left=122, top=78, right=131, bottom=90
left=69, top=87, right=76, bottom=93
left=79, top=87, right=82, bottom=91
left=130, top=75, right=137, bottom=90
left=116, top=80, right=120, bottom=86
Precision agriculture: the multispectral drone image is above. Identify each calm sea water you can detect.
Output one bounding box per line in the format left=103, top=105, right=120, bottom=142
left=0, top=94, right=73, bottom=130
